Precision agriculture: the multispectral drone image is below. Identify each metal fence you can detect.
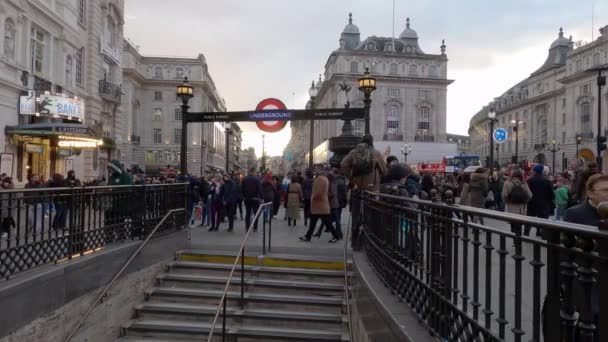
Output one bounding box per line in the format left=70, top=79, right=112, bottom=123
left=360, top=191, right=608, bottom=342
left=0, top=183, right=188, bottom=280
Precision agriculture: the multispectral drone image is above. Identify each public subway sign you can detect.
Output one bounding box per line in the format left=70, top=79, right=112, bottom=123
left=255, top=98, right=289, bottom=133
left=19, top=92, right=85, bottom=121
left=186, top=107, right=365, bottom=124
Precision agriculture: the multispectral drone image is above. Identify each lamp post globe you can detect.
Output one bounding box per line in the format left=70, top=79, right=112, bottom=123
left=358, top=67, right=376, bottom=135
left=176, top=77, right=194, bottom=179
left=401, top=143, right=412, bottom=163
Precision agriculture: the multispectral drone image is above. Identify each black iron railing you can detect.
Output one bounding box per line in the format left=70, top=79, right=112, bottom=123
left=98, top=80, right=122, bottom=102
left=359, top=191, right=608, bottom=342
left=0, top=183, right=188, bottom=279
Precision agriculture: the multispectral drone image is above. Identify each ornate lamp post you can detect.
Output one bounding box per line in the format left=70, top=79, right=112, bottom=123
left=546, top=139, right=560, bottom=177
left=586, top=64, right=608, bottom=167
left=176, top=77, right=193, bottom=178
left=576, top=134, right=582, bottom=160
left=511, top=119, right=524, bottom=165
left=357, top=67, right=376, bottom=135
left=308, top=80, right=319, bottom=168
left=487, top=109, right=497, bottom=171
left=401, top=143, right=412, bottom=163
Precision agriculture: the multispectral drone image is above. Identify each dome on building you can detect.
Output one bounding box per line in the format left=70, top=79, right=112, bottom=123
left=531, top=27, right=572, bottom=76
left=550, top=27, right=570, bottom=48
left=342, top=13, right=360, bottom=34
left=399, top=18, right=418, bottom=39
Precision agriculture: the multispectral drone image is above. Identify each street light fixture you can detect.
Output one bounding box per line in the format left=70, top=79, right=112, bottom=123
left=575, top=134, right=582, bottom=160
left=400, top=143, right=412, bottom=163
left=511, top=119, right=524, bottom=165
left=357, top=67, right=376, bottom=135
left=176, top=77, right=194, bottom=178
left=546, top=139, right=560, bottom=177
left=487, top=109, right=497, bottom=172
left=308, top=80, right=319, bottom=169
left=586, top=64, right=608, bottom=167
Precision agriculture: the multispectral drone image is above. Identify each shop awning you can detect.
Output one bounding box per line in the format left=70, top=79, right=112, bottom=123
left=6, top=123, right=93, bottom=138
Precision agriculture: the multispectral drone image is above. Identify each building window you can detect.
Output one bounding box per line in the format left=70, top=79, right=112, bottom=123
left=576, top=59, right=582, bottom=72
left=562, top=131, right=566, bottom=144
left=350, top=61, right=358, bottom=73
left=418, top=121, right=430, bottom=130
left=419, top=89, right=430, bottom=99
left=389, top=63, right=398, bottom=74
left=581, top=102, right=591, bottom=135
left=593, top=53, right=600, bottom=66
left=174, top=128, right=182, bottom=144
left=65, top=55, right=73, bottom=86
left=153, top=108, right=162, bottom=121
left=562, top=113, right=566, bottom=125
left=175, top=108, right=182, bottom=120
left=3, top=18, right=16, bottom=60
left=75, top=47, right=84, bottom=85
left=581, top=84, right=590, bottom=95
left=153, top=129, right=162, bottom=144
left=409, top=64, right=418, bottom=76
left=78, top=0, right=86, bottom=25
left=30, top=26, right=45, bottom=75
left=429, top=65, right=438, bottom=77
left=387, top=88, right=400, bottom=97
left=562, top=98, right=566, bottom=108
left=386, top=105, right=400, bottom=139
left=154, top=91, right=163, bottom=101
left=105, top=16, right=116, bottom=47
left=417, top=106, right=430, bottom=132
left=175, top=67, right=184, bottom=79
left=154, top=66, right=163, bottom=79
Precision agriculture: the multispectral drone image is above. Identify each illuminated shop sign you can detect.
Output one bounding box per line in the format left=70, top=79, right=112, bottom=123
left=19, top=91, right=85, bottom=121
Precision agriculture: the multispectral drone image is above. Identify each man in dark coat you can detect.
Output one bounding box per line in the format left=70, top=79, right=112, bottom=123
left=241, top=167, right=262, bottom=231
left=221, top=174, right=240, bottom=231
left=302, top=170, right=314, bottom=226
left=564, top=173, right=608, bottom=226
left=526, top=164, right=554, bottom=236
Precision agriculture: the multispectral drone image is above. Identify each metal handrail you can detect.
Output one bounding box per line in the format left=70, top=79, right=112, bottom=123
left=206, top=202, right=273, bottom=342
left=64, top=208, right=185, bottom=342
left=343, top=210, right=353, bottom=341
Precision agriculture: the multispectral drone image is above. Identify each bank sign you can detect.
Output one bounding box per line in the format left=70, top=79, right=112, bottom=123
left=19, top=91, right=85, bottom=121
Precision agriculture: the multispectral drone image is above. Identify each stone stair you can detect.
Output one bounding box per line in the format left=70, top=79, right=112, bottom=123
left=118, top=250, right=351, bottom=341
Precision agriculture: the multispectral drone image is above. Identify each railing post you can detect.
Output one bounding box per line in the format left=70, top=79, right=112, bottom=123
left=269, top=209, right=272, bottom=252
left=241, top=246, right=245, bottom=309
left=543, top=226, right=561, bottom=342
left=596, top=205, right=608, bottom=342
left=262, top=206, right=266, bottom=255
left=222, top=295, right=226, bottom=342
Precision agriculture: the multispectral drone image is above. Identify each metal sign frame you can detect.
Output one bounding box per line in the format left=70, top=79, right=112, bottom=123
left=183, top=107, right=365, bottom=123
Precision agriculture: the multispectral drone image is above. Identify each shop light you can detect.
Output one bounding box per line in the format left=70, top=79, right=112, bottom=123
left=44, top=91, right=50, bottom=95
left=35, top=112, right=40, bottom=116
left=59, top=141, right=98, bottom=148
left=35, top=97, right=41, bottom=102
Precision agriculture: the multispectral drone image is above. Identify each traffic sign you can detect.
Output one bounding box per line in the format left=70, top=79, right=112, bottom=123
left=493, top=128, right=508, bottom=143
left=255, top=98, right=288, bottom=133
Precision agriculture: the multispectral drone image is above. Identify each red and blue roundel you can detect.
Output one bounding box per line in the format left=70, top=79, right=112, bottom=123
left=255, top=98, right=288, bottom=133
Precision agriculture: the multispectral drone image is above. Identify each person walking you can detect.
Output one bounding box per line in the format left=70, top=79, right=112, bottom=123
left=526, top=164, right=554, bottom=237
left=104, top=160, right=133, bottom=242
left=0, top=177, right=15, bottom=239
left=286, top=177, right=303, bottom=226
left=302, top=170, right=314, bottom=226
left=299, top=173, right=340, bottom=243
left=334, top=169, right=348, bottom=238
left=460, top=168, right=489, bottom=224
left=489, top=171, right=505, bottom=211
left=241, top=167, right=262, bottom=231
left=221, top=174, right=240, bottom=231
left=314, top=172, right=341, bottom=238
left=554, top=176, right=570, bottom=221
left=502, top=169, right=532, bottom=216
left=261, top=172, right=276, bottom=221
left=198, top=175, right=211, bottom=227
left=233, top=174, right=243, bottom=220
left=208, top=175, right=224, bottom=232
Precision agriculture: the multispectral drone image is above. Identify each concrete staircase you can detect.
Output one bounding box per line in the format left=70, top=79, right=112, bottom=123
left=118, top=250, right=351, bottom=341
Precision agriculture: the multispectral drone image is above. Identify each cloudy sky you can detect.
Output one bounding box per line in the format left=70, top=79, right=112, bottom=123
left=124, top=0, right=607, bottom=157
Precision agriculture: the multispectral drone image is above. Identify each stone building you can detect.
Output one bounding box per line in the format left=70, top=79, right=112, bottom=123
left=239, top=147, right=257, bottom=172
left=227, top=122, right=242, bottom=173
left=122, top=40, right=227, bottom=176
left=0, top=0, right=127, bottom=183
left=285, top=14, right=453, bottom=167
left=468, top=26, right=608, bottom=172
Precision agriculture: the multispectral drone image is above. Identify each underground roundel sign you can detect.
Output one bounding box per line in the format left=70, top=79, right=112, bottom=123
left=255, top=98, right=288, bottom=133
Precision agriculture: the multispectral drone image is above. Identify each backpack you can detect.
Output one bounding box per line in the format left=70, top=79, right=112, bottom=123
left=351, top=143, right=374, bottom=177
left=508, top=182, right=530, bottom=204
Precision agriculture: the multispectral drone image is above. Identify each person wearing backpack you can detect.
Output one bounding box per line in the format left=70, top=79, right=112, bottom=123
left=502, top=168, right=532, bottom=216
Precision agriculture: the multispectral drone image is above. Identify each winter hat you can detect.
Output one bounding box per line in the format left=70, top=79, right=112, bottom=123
left=107, top=159, right=123, bottom=174
left=388, top=164, right=408, bottom=181
left=533, top=164, right=544, bottom=174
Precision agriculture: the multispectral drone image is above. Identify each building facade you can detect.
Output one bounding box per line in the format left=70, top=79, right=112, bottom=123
left=0, top=0, right=127, bottom=183
left=226, top=122, right=241, bottom=173
left=122, top=40, right=227, bottom=176
left=468, top=26, right=608, bottom=172
left=285, top=14, right=453, bottom=167
left=239, top=146, right=257, bottom=172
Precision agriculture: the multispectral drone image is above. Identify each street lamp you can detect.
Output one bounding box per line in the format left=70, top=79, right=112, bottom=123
left=308, top=80, right=319, bottom=169
left=357, top=67, right=376, bottom=135
left=575, top=134, right=582, bottom=160
left=176, top=77, right=193, bottom=178
left=511, top=119, right=524, bottom=165
left=400, top=143, right=412, bottom=163
left=586, top=64, right=608, bottom=167
left=546, top=139, right=560, bottom=177
left=487, top=109, right=497, bottom=171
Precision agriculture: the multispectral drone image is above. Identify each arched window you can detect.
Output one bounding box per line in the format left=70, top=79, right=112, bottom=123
left=78, top=0, right=86, bottom=25
left=537, top=116, right=548, bottom=145
left=429, top=65, right=437, bottom=77
left=175, top=67, right=184, bottom=79
left=350, top=61, right=358, bottom=73
left=593, top=52, right=601, bottom=66
left=581, top=102, right=591, bottom=135
left=576, top=59, right=582, bottom=72
left=3, top=18, right=16, bottom=59
left=409, top=64, right=418, bottom=76
left=154, top=66, right=163, bottom=79
left=105, top=16, right=115, bottom=47
left=65, top=55, right=73, bottom=86
left=385, top=105, right=400, bottom=140
left=389, top=63, right=398, bottom=74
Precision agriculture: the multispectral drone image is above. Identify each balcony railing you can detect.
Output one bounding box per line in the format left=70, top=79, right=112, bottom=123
left=580, top=132, right=594, bottom=139
left=414, top=135, right=435, bottom=142
left=534, top=143, right=546, bottom=150
left=98, top=80, right=122, bottom=103
left=383, top=132, right=404, bottom=141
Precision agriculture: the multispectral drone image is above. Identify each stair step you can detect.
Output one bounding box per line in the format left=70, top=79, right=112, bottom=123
left=122, top=319, right=347, bottom=341
left=169, top=260, right=348, bottom=277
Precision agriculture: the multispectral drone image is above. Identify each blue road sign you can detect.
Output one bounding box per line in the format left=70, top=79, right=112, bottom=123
left=493, top=128, right=508, bottom=143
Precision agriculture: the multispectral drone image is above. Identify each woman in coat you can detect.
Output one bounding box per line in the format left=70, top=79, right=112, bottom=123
left=299, top=174, right=340, bottom=243
left=286, top=177, right=303, bottom=226
left=460, top=168, right=488, bottom=224
left=502, top=169, right=533, bottom=216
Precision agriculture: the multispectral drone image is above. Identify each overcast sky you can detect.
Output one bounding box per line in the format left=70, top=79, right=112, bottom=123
left=124, top=0, right=607, bottom=157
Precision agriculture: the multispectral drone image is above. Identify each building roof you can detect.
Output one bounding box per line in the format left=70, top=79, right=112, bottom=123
left=530, top=28, right=572, bottom=76
left=342, top=13, right=360, bottom=34
left=399, top=18, right=418, bottom=39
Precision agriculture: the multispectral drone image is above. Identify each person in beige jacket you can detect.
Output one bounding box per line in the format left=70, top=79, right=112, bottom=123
left=299, top=174, right=340, bottom=243
left=502, top=169, right=533, bottom=216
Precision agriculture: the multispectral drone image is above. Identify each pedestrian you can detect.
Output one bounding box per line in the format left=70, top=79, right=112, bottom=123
left=286, top=176, right=303, bottom=226
left=460, top=168, right=489, bottom=224
left=502, top=169, right=532, bottom=216
left=0, top=177, right=16, bottom=239
left=553, top=176, right=570, bottom=221
left=315, top=172, right=342, bottom=238
left=261, top=172, right=276, bottom=221
left=421, top=173, right=436, bottom=196
left=564, top=173, right=608, bottom=226
left=233, top=174, right=243, bottom=220
left=221, top=174, right=240, bottom=231
left=241, top=167, right=262, bottom=231
left=25, top=175, right=45, bottom=234
left=48, top=173, right=68, bottom=231
left=302, top=170, right=314, bottom=226
left=299, top=173, right=340, bottom=243
left=105, top=160, right=133, bottom=242
left=208, top=174, right=224, bottom=232
left=489, top=171, right=505, bottom=211
left=334, top=168, right=348, bottom=237
left=66, top=170, right=81, bottom=187
left=199, top=175, right=211, bottom=227
left=526, top=164, right=554, bottom=237
left=572, top=162, right=600, bottom=204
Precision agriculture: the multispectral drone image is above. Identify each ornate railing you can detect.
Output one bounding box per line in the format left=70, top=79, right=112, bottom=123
left=0, top=183, right=187, bottom=280
left=359, top=191, right=608, bottom=342
left=98, top=80, right=122, bottom=102
left=415, top=135, right=435, bottom=142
